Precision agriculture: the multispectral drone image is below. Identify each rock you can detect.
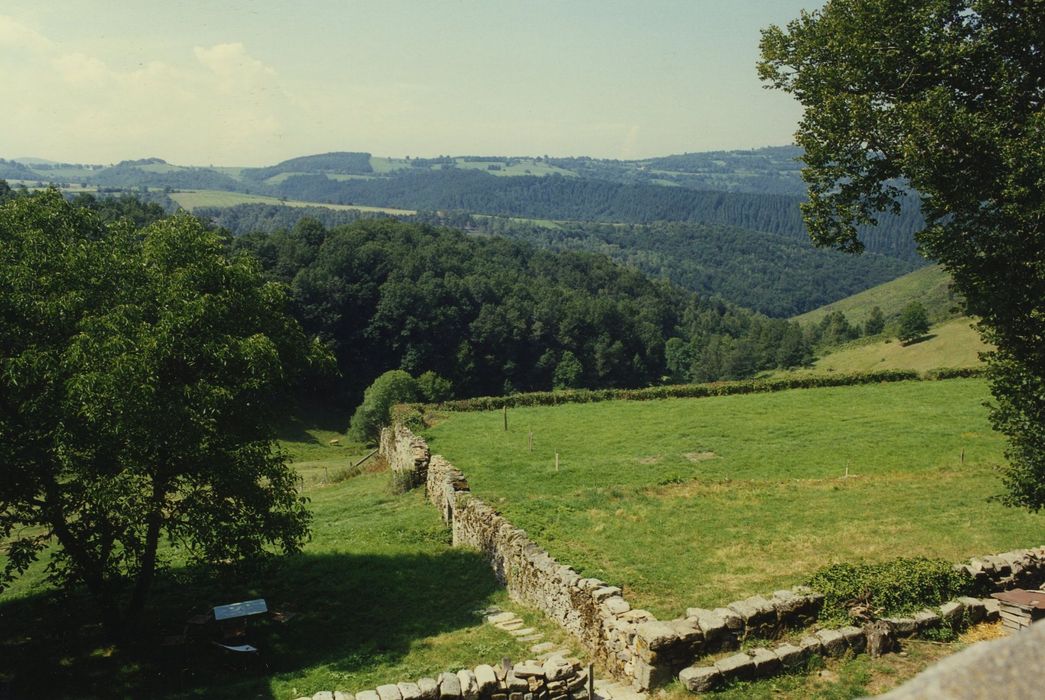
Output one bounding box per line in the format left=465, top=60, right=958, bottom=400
left=913, top=610, right=941, bottom=631
left=774, top=643, right=805, bottom=667
left=357, top=692, right=380, bottom=700
left=714, top=652, right=756, bottom=681
left=939, top=600, right=964, bottom=627
left=983, top=598, right=1000, bottom=621
left=592, top=586, right=621, bottom=602
left=957, top=596, right=986, bottom=623
left=631, top=659, right=672, bottom=690
left=438, top=672, right=462, bottom=699
left=377, top=685, right=403, bottom=700
left=335, top=693, right=355, bottom=700
left=669, top=617, right=703, bottom=646
left=750, top=647, right=782, bottom=677
left=621, top=609, right=655, bottom=623
left=417, top=678, right=439, bottom=700
left=505, top=672, right=528, bottom=692
left=816, top=628, right=847, bottom=657
left=543, top=657, right=573, bottom=682
left=884, top=616, right=918, bottom=636
left=603, top=597, right=631, bottom=615
left=398, top=683, right=422, bottom=700
left=728, top=595, right=776, bottom=636
left=678, top=665, right=721, bottom=692
left=634, top=621, right=680, bottom=652
left=531, top=642, right=557, bottom=653
left=839, top=625, right=866, bottom=653
left=512, top=662, right=545, bottom=679
left=713, top=606, right=744, bottom=634
left=510, top=628, right=537, bottom=637
left=313, top=693, right=335, bottom=700
left=689, top=608, right=729, bottom=649
left=488, top=612, right=517, bottom=624
left=474, top=665, right=498, bottom=694
left=799, top=635, right=823, bottom=656
left=457, top=670, right=477, bottom=700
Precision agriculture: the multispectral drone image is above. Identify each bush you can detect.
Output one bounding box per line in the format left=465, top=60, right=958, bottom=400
left=417, top=370, right=453, bottom=402
left=897, top=301, right=930, bottom=344
left=807, top=557, right=974, bottom=623
left=348, top=370, right=420, bottom=444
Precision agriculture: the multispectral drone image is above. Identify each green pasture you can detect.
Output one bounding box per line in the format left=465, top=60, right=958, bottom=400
left=168, top=189, right=415, bottom=215
left=424, top=378, right=1044, bottom=618
left=0, top=423, right=569, bottom=699
left=804, top=318, right=989, bottom=374
left=794, top=265, right=958, bottom=326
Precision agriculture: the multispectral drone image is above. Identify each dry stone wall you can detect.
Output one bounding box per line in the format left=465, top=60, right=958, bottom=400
left=379, top=423, right=1045, bottom=691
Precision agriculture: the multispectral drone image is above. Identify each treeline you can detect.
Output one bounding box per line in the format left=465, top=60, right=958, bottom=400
left=272, top=169, right=924, bottom=261
left=231, top=217, right=815, bottom=404
left=197, top=203, right=920, bottom=318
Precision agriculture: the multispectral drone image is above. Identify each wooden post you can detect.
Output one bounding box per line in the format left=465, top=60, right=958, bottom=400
left=555, top=452, right=559, bottom=472
left=961, top=448, right=965, bottom=464
left=586, top=662, right=594, bottom=700
left=528, top=431, right=533, bottom=453
left=503, top=405, right=508, bottom=432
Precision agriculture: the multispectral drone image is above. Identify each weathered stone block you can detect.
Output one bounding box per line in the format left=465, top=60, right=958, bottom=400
left=939, top=600, right=964, bottom=626
left=631, top=659, right=673, bottom=690
left=714, top=652, right=756, bottom=681
left=635, top=621, right=680, bottom=652
left=377, top=684, right=403, bottom=700
left=398, top=682, right=422, bottom=700
left=505, top=672, right=528, bottom=692
left=592, top=586, right=621, bottom=602
left=334, top=693, right=355, bottom=700
left=884, top=616, right=918, bottom=636
left=957, top=596, right=986, bottom=623
left=750, top=648, right=782, bottom=677
left=474, top=665, right=498, bottom=694
left=728, top=595, right=776, bottom=636
left=512, top=662, right=545, bottom=679
left=418, top=677, right=439, bottom=700
left=799, top=635, right=823, bottom=656
left=838, top=626, right=866, bottom=654
left=439, top=672, right=462, bottom=699
left=983, top=598, right=1000, bottom=621
left=774, top=643, right=804, bottom=668
left=815, top=628, right=847, bottom=657
left=357, top=691, right=380, bottom=700
left=313, top=693, right=335, bottom=700
left=713, top=607, right=744, bottom=635
left=543, top=657, right=573, bottom=682
left=621, top=609, right=655, bottom=623
left=603, top=597, right=631, bottom=616
left=669, top=617, right=703, bottom=646
left=689, top=609, right=729, bottom=649
left=913, top=609, right=941, bottom=631
left=678, top=665, right=721, bottom=692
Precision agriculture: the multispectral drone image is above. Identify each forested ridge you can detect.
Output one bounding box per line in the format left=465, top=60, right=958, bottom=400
left=231, top=217, right=814, bottom=404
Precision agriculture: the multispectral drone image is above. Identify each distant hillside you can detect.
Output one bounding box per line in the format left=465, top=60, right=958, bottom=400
left=241, top=152, right=373, bottom=182
left=802, top=317, right=988, bottom=374
left=91, top=163, right=246, bottom=191
left=0, top=158, right=37, bottom=180
left=794, top=265, right=961, bottom=326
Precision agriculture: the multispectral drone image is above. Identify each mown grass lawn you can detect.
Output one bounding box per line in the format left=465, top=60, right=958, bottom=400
left=0, top=424, right=570, bottom=700
left=423, top=378, right=1044, bottom=618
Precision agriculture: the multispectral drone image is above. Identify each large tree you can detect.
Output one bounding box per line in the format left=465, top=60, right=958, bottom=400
left=759, top=0, right=1043, bottom=509
left=0, top=191, right=324, bottom=637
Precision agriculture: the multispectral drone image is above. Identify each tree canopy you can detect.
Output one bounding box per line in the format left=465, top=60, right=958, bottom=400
left=759, top=0, right=1044, bottom=508
left=0, top=191, right=323, bottom=636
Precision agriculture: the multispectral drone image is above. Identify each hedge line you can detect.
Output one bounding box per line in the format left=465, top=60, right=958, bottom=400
left=391, top=369, right=983, bottom=417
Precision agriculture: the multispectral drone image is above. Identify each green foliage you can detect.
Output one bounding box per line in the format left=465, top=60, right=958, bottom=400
left=416, top=370, right=453, bottom=403
left=897, top=302, right=931, bottom=344
left=348, top=370, right=421, bottom=444
left=807, top=558, right=974, bottom=623
left=553, top=350, right=584, bottom=389
left=433, top=369, right=921, bottom=412
left=760, top=0, right=1044, bottom=509
left=0, top=190, right=321, bottom=636
left=864, top=306, right=886, bottom=336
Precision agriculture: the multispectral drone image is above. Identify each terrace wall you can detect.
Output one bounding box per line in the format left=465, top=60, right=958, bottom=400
left=379, top=423, right=1045, bottom=691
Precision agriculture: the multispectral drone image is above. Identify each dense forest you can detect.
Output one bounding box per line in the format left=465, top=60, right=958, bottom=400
left=230, top=217, right=814, bottom=404
left=272, top=169, right=925, bottom=261
left=198, top=203, right=920, bottom=317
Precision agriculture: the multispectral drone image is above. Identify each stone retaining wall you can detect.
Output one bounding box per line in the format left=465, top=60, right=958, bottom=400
left=295, top=656, right=591, bottom=700
left=379, top=424, right=1045, bottom=691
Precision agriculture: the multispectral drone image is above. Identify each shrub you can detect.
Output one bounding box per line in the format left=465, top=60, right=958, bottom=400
left=417, top=370, right=453, bottom=402
left=348, top=370, right=420, bottom=444
left=897, top=302, right=930, bottom=344
left=807, top=557, right=974, bottom=623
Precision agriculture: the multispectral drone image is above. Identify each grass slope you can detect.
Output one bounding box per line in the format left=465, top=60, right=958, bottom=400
left=169, top=189, right=415, bottom=215
left=0, top=427, right=570, bottom=699
left=794, top=265, right=959, bottom=326
left=802, top=318, right=990, bottom=374
left=424, top=378, right=1043, bottom=618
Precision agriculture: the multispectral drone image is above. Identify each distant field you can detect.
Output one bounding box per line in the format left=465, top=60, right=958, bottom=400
left=800, top=317, right=990, bottom=374
left=795, top=264, right=959, bottom=326
left=424, top=378, right=1043, bottom=618
left=169, top=189, right=415, bottom=215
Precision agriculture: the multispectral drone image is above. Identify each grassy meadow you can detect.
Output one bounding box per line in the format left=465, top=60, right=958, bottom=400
left=0, top=422, right=573, bottom=699
left=796, top=317, right=990, bottom=375
left=424, top=378, right=1044, bottom=618
left=168, top=189, right=415, bottom=215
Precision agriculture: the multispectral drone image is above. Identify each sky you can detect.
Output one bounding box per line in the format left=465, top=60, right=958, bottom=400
left=1, top=1, right=815, bottom=166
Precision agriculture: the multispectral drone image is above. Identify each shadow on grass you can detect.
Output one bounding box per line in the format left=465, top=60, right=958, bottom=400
left=0, top=548, right=500, bottom=700
left=900, top=333, right=937, bottom=347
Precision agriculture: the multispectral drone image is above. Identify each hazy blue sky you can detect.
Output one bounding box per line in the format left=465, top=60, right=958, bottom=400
left=2, top=1, right=815, bottom=165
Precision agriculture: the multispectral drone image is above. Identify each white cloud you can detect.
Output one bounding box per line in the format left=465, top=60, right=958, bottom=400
left=0, top=15, right=54, bottom=52
left=51, top=52, right=109, bottom=86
